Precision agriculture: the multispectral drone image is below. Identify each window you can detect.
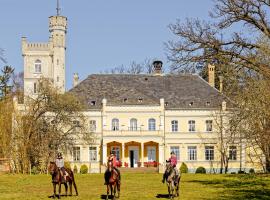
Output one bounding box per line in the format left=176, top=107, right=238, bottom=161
left=205, top=146, right=214, bottom=160
left=206, top=120, right=213, bottom=132
left=130, top=118, right=137, bottom=131
left=111, top=146, right=120, bottom=161
left=89, top=120, right=96, bottom=132
left=138, top=98, right=143, bottom=103
left=188, top=120, right=196, bottom=132
left=148, top=118, right=156, bottom=131
left=34, top=59, right=42, bottom=73
left=229, top=146, right=237, bottom=160
left=73, top=120, right=80, bottom=132
left=73, top=147, right=80, bottom=161
left=188, top=146, right=197, bottom=160
left=112, top=118, right=119, bottom=131
left=171, top=120, right=178, bottom=132
left=147, top=147, right=156, bottom=161
left=90, top=101, right=96, bottom=106
left=170, top=146, right=180, bottom=161
left=89, top=147, right=97, bottom=162
left=34, top=82, right=37, bottom=94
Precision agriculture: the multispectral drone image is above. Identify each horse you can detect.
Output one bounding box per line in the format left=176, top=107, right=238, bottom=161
left=48, top=162, right=78, bottom=199
left=104, top=160, right=120, bottom=200
left=165, top=162, right=181, bottom=199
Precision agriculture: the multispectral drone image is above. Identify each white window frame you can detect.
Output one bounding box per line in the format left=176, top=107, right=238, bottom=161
left=188, top=120, right=196, bottom=132
left=170, top=146, right=180, bottom=161
left=188, top=146, right=197, bottom=161
left=112, top=118, right=119, bottom=131
left=206, top=120, right=213, bottom=132
left=73, top=147, right=80, bottom=162
left=229, top=146, right=237, bottom=161
left=34, top=59, right=42, bottom=73
left=148, top=118, right=156, bottom=131
left=89, top=120, right=96, bottom=132
left=89, top=146, right=97, bottom=162
left=205, top=146, right=214, bottom=161
left=130, top=118, right=138, bottom=131
left=171, top=120, right=178, bottom=132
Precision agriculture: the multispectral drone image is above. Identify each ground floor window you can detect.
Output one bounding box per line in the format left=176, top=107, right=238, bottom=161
left=147, top=146, right=156, bottom=161
left=170, top=146, right=180, bottom=161
left=111, top=146, right=120, bottom=160
left=73, top=147, right=80, bottom=161
left=188, top=146, right=197, bottom=160
left=205, top=146, right=214, bottom=160
left=89, top=147, right=97, bottom=162
left=229, top=146, right=237, bottom=160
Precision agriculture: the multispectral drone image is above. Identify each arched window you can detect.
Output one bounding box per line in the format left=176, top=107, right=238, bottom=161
left=112, top=118, right=119, bottom=131
left=35, top=59, right=42, bottom=73
left=148, top=118, right=156, bottom=131
left=130, top=118, right=137, bottom=131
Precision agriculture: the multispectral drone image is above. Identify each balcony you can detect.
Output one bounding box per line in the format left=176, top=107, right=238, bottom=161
left=103, top=129, right=162, bottom=137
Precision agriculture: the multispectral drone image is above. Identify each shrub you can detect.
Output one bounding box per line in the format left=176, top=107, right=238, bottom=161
left=80, top=164, right=88, bottom=174
left=195, top=166, right=206, bottom=174
left=238, top=170, right=245, bottom=174
left=249, top=168, right=255, bottom=174
left=31, top=166, right=40, bottom=175
left=73, top=165, right=78, bottom=173
left=180, top=162, right=188, bottom=173
left=64, top=161, right=71, bottom=169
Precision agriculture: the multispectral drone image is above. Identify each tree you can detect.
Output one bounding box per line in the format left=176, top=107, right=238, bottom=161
left=102, top=59, right=165, bottom=74
left=167, top=0, right=270, bottom=78
left=11, top=78, right=92, bottom=173
left=0, top=66, right=14, bottom=99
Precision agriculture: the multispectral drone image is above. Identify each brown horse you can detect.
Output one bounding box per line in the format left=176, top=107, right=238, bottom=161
left=48, top=162, right=78, bottom=199
left=165, top=162, right=181, bottom=199
left=104, top=161, right=120, bottom=200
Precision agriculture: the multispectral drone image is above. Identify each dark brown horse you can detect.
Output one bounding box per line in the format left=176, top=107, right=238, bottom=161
left=165, top=162, right=181, bottom=199
left=104, top=161, right=120, bottom=200
left=48, top=162, right=78, bottom=199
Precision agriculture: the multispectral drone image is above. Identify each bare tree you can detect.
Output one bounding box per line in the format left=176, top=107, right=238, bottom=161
left=167, top=0, right=270, bottom=78
left=11, top=79, right=92, bottom=173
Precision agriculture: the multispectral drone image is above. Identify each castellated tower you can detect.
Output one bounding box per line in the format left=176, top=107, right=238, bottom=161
left=22, top=14, right=67, bottom=97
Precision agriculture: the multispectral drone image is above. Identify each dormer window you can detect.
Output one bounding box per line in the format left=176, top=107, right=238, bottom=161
left=123, top=98, right=128, bottom=103
left=35, top=59, right=42, bottom=73
left=90, top=101, right=96, bottom=106
left=189, top=102, right=194, bottom=106
left=206, top=101, right=211, bottom=106
left=138, top=98, right=143, bottom=103
left=165, top=102, right=169, bottom=106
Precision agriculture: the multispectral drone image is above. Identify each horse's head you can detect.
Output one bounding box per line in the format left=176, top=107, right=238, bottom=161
left=165, top=162, right=173, bottom=174
left=48, top=161, right=57, bottom=175
left=107, top=160, right=113, bottom=171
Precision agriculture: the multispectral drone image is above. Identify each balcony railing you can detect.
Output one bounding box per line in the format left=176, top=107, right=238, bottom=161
left=103, top=129, right=162, bottom=136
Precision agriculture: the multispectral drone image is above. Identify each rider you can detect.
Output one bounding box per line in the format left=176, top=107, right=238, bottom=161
left=104, top=151, right=121, bottom=185
left=55, top=152, right=67, bottom=182
left=162, top=151, right=179, bottom=183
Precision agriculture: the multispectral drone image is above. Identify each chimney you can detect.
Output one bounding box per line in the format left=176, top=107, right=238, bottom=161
left=73, top=73, right=79, bottom=87
left=208, top=64, right=215, bottom=87
left=153, top=60, right=163, bottom=76
left=219, top=76, right=224, bottom=93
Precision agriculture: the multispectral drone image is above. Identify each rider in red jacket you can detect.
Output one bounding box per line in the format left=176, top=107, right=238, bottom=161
left=162, top=151, right=179, bottom=183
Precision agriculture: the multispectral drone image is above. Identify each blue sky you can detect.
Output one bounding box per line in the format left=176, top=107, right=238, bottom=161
left=0, top=0, right=215, bottom=89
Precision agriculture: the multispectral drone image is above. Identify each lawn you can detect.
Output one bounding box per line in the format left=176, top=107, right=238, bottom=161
left=0, top=172, right=269, bottom=200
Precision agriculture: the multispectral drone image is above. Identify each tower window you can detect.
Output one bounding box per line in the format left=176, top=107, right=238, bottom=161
left=34, top=59, right=42, bottom=73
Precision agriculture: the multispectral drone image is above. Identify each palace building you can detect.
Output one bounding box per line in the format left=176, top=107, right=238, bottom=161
left=18, top=5, right=260, bottom=174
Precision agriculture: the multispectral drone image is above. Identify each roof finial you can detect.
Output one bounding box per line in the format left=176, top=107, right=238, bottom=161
left=56, top=0, right=61, bottom=16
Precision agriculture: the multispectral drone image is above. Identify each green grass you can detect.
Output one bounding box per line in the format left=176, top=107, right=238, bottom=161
left=0, top=173, right=270, bottom=200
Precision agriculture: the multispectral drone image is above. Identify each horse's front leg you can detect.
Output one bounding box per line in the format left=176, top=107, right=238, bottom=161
left=64, top=183, right=68, bottom=196
left=117, top=182, right=120, bottom=198
left=58, top=183, right=61, bottom=199
left=53, top=183, right=56, bottom=199
left=113, top=184, right=116, bottom=200
left=106, top=184, right=109, bottom=200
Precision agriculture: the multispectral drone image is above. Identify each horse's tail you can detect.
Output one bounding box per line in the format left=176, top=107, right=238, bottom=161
left=70, top=171, right=78, bottom=196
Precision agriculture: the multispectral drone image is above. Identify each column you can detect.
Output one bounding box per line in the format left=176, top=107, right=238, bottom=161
left=102, top=143, right=107, bottom=165
left=122, top=143, right=125, bottom=167
left=159, top=144, right=165, bottom=173
left=141, top=143, right=144, bottom=167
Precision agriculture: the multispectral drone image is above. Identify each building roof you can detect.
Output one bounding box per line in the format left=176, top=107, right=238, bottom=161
left=69, top=74, right=230, bottom=110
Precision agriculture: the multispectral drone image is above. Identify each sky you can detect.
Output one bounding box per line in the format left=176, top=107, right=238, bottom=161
left=0, top=0, right=215, bottom=89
